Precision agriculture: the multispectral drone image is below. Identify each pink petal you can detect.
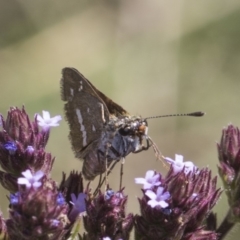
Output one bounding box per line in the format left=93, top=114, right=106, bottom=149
left=17, top=177, right=29, bottom=185
left=50, top=115, right=62, bottom=124
left=145, top=170, right=154, bottom=179
left=70, top=193, right=77, bottom=204
left=33, top=182, right=42, bottom=189
left=145, top=190, right=156, bottom=200
left=147, top=199, right=158, bottom=208
left=42, top=111, right=50, bottom=120
left=156, top=187, right=164, bottom=196
left=161, top=192, right=171, bottom=201
left=21, top=169, right=32, bottom=179
left=175, top=154, right=184, bottom=162
left=135, top=178, right=147, bottom=184
left=159, top=200, right=169, bottom=208
left=33, top=170, right=44, bottom=181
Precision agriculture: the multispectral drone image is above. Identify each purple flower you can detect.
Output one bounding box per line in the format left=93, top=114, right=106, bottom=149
left=56, top=193, right=65, bottom=206
left=4, top=141, right=17, bottom=155
left=69, top=193, right=86, bottom=221
left=135, top=170, right=161, bottom=189
left=50, top=219, right=60, bottom=227
left=10, top=192, right=20, bottom=205
left=105, top=189, right=115, bottom=200
left=26, top=145, right=34, bottom=153
left=8, top=176, right=70, bottom=239
left=36, top=111, right=62, bottom=129
left=83, top=189, right=134, bottom=239
left=17, top=169, right=44, bottom=189
left=145, top=187, right=170, bottom=208
left=165, top=154, right=198, bottom=174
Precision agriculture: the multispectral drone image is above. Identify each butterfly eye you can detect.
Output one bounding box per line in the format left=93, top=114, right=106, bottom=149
left=119, top=127, right=131, bottom=136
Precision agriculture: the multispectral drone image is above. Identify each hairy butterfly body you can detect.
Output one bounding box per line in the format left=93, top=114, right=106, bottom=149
left=61, top=68, right=151, bottom=180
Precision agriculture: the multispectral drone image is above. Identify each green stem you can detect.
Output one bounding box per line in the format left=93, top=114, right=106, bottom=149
left=217, top=209, right=235, bottom=240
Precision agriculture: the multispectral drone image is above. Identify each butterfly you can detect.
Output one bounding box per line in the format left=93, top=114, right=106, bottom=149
left=60, top=67, right=157, bottom=180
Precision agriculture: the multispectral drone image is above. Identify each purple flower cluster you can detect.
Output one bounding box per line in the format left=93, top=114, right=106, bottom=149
left=82, top=188, right=134, bottom=239
left=0, top=107, right=86, bottom=239
left=217, top=124, right=240, bottom=239
left=134, top=156, right=221, bottom=240
left=0, top=106, right=239, bottom=240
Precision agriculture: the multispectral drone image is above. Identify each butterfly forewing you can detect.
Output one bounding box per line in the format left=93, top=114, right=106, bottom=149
left=87, top=83, right=129, bottom=117
left=61, top=68, right=110, bottom=158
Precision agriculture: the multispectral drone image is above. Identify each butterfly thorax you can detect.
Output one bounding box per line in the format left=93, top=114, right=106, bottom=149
left=99, top=115, right=148, bottom=158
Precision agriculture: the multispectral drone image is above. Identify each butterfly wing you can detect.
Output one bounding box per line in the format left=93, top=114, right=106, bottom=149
left=82, top=76, right=129, bottom=117
left=61, top=67, right=110, bottom=158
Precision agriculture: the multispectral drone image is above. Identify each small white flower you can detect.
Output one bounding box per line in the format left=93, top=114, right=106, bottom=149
left=103, top=237, right=111, bottom=240
left=36, top=110, right=62, bottom=129
left=17, top=169, right=44, bottom=189
left=135, top=170, right=161, bottom=189
left=165, top=154, right=198, bottom=175
left=145, top=187, right=170, bottom=208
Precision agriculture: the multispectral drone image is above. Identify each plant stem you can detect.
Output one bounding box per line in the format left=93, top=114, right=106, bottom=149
left=217, top=209, right=235, bottom=240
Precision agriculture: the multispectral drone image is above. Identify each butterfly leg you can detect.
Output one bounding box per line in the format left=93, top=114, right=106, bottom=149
left=119, top=158, right=125, bottom=190
left=133, top=137, right=152, bottom=154
left=94, top=146, right=121, bottom=196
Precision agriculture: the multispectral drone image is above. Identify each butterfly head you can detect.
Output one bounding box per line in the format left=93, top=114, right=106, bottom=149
left=118, top=117, right=148, bottom=138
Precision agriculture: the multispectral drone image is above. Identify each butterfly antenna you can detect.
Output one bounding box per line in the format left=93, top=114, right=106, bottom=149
left=145, top=111, right=205, bottom=120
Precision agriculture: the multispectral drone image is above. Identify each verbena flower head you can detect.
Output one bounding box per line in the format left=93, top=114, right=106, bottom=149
left=7, top=174, right=70, bottom=239
left=0, top=107, right=58, bottom=191
left=83, top=188, right=134, bottom=239
left=217, top=124, right=240, bottom=220
left=135, top=170, right=161, bottom=189
left=135, top=159, right=221, bottom=239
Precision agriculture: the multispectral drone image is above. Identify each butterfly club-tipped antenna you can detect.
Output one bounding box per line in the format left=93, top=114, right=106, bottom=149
left=144, top=111, right=205, bottom=161
left=144, top=111, right=205, bottom=120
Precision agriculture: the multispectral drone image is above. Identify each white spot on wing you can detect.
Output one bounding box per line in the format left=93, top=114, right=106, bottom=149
left=79, top=81, right=83, bottom=91
left=76, top=109, right=87, bottom=147
left=92, top=125, right=96, bottom=131
left=70, top=88, right=74, bottom=96
left=99, top=103, right=106, bottom=123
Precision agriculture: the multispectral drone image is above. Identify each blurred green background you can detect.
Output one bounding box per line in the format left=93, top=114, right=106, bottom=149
left=1, top=0, right=240, bottom=238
